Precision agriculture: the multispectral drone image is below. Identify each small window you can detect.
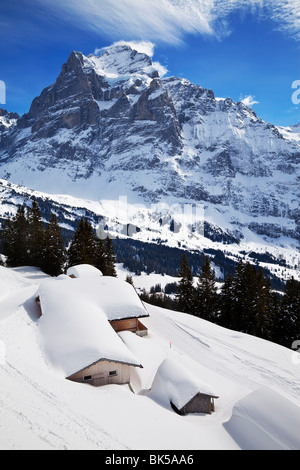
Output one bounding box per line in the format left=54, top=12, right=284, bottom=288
left=109, top=370, right=118, bottom=377
left=84, top=375, right=92, bottom=381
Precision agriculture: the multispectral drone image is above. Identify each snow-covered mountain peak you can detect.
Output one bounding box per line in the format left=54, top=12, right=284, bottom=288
left=85, top=43, right=165, bottom=80
left=0, top=42, right=300, bottom=267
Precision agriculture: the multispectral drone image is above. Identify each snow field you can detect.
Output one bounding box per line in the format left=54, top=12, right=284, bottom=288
left=0, top=265, right=300, bottom=450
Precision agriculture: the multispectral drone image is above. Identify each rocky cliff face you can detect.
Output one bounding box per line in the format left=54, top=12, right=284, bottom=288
left=0, top=43, right=299, bottom=253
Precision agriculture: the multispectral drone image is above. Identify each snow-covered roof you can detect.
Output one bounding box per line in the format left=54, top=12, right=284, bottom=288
left=66, top=264, right=103, bottom=278
left=150, top=358, right=218, bottom=410
left=38, top=276, right=144, bottom=377
left=41, top=274, right=148, bottom=321
left=90, top=276, right=149, bottom=321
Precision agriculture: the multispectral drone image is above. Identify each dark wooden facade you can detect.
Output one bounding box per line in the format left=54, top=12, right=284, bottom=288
left=110, top=318, right=148, bottom=336
left=171, top=393, right=218, bottom=415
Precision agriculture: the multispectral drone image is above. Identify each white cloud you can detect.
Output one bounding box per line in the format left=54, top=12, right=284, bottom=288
left=212, top=0, right=300, bottom=42
left=35, top=0, right=214, bottom=45
left=94, top=40, right=168, bottom=76
left=266, top=0, right=300, bottom=41
left=241, top=95, right=260, bottom=107
left=35, top=0, right=300, bottom=45
left=112, top=41, right=155, bottom=57
left=95, top=40, right=156, bottom=57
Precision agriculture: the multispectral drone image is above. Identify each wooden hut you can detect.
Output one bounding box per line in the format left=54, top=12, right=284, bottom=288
left=151, top=358, right=219, bottom=415
left=37, top=274, right=145, bottom=387
left=66, top=265, right=149, bottom=336
left=110, top=317, right=148, bottom=336
left=83, top=274, right=149, bottom=336
left=171, top=392, right=218, bottom=415
left=67, top=359, right=142, bottom=387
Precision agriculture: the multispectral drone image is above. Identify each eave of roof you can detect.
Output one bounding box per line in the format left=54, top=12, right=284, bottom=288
left=67, top=357, right=143, bottom=379
left=109, top=313, right=149, bottom=322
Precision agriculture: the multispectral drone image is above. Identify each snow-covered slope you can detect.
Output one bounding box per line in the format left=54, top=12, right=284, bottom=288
left=277, top=123, right=300, bottom=143
left=0, top=42, right=299, bottom=262
left=0, top=265, right=299, bottom=450
left=1, top=178, right=299, bottom=284
left=0, top=109, right=19, bottom=132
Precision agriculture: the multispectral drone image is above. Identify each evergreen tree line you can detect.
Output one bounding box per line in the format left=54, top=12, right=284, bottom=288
left=67, top=217, right=117, bottom=277
left=0, top=202, right=117, bottom=277
left=113, top=238, right=207, bottom=277
left=175, top=254, right=300, bottom=349
left=1, top=201, right=299, bottom=349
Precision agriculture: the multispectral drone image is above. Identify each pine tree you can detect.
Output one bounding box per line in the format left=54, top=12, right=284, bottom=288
left=139, top=288, right=150, bottom=303
left=125, top=274, right=134, bottom=285
left=219, top=274, right=234, bottom=328
left=1, top=202, right=66, bottom=274
left=230, top=261, right=256, bottom=333
left=67, top=218, right=98, bottom=268
left=103, top=236, right=117, bottom=277
left=42, top=213, right=65, bottom=276
left=175, top=254, right=195, bottom=314
left=276, top=277, right=300, bottom=347
left=252, top=268, right=274, bottom=340
left=67, top=220, right=117, bottom=276
left=2, top=206, right=29, bottom=267
left=1, top=216, right=14, bottom=265
left=94, top=237, right=108, bottom=274
left=194, top=255, right=218, bottom=321
left=26, top=200, right=45, bottom=269
left=222, top=261, right=276, bottom=339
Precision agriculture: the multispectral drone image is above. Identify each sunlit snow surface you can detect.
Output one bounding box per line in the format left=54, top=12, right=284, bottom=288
left=0, top=265, right=299, bottom=450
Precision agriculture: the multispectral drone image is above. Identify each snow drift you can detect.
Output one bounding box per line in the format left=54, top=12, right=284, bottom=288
left=38, top=276, right=143, bottom=377
left=0, top=265, right=300, bottom=450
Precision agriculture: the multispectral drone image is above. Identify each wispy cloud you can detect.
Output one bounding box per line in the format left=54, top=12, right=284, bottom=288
left=34, top=0, right=300, bottom=45
left=267, top=0, right=300, bottom=42
left=241, top=95, right=260, bottom=107
left=48, top=0, right=213, bottom=45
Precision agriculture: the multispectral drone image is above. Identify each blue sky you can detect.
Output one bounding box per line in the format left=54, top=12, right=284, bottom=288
left=0, top=0, right=299, bottom=126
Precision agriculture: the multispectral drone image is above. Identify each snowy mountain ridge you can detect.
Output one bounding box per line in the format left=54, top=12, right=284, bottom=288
left=0, top=42, right=299, bottom=277
left=277, top=123, right=300, bottom=143
left=0, top=177, right=299, bottom=284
